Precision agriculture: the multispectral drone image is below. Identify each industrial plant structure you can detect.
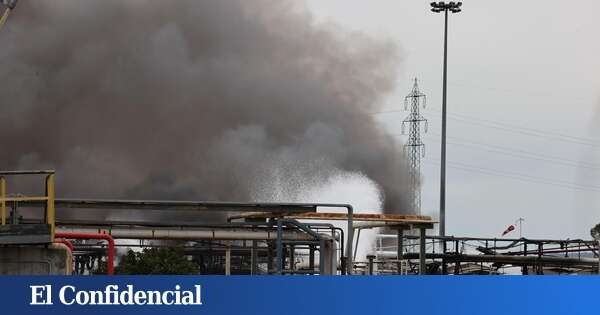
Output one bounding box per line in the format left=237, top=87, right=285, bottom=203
left=2, top=0, right=599, bottom=277
left=1, top=171, right=598, bottom=275
left=0, top=170, right=436, bottom=275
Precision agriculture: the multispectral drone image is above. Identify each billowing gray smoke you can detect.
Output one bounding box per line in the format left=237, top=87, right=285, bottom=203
left=0, top=0, right=411, bottom=216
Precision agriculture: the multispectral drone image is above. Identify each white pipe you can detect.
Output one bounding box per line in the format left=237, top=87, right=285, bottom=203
left=225, top=241, right=231, bottom=276
left=56, top=227, right=315, bottom=241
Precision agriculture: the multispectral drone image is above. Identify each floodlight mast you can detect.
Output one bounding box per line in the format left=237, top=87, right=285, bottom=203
left=430, top=1, right=462, bottom=237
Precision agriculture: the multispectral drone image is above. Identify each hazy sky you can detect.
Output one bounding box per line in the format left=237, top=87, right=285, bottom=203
left=304, top=0, right=600, bottom=239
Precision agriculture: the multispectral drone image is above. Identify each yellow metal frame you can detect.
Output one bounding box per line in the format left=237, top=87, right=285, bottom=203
left=0, top=7, right=11, bottom=31
left=1, top=177, right=6, bottom=225
left=0, top=172, right=56, bottom=241
left=46, top=174, right=55, bottom=241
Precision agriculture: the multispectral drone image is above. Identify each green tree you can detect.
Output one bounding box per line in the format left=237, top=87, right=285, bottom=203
left=114, top=247, right=200, bottom=275
left=591, top=223, right=600, bottom=241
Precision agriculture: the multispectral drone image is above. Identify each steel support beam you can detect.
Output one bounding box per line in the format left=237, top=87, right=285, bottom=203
left=419, top=227, right=426, bottom=275
left=225, top=241, right=231, bottom=275
left=441, top=240, right=447, bottom=274
left=353, top=228, right=361, bottom=261
left=367, top=255, right=375, bottom=275
left=251, top=240, right=258, bottom=275
left=289, top=245, right=295, bottom=272
left=276, top=218, right=283, bottom=274
left=397, top=228, right=404, bottom=274
left=319, top=239, right=325, bottom=274
left=309, top=245, right=315, bottom=273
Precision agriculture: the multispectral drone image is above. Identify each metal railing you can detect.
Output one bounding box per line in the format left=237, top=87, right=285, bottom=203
left=0, top=170, right=56, bottom=241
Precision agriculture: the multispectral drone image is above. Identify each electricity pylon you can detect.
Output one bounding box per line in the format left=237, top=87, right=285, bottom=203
left=402, top=78, right=427, bottom=214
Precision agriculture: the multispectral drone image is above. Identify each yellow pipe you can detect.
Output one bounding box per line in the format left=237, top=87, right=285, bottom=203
left=1, top=177, right=5, bottom=225
left=46, top=174, right=55, bottom=241
left=0, top=7, right=11, bottom=31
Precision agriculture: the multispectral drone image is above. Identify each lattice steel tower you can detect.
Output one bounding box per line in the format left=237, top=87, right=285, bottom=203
left=402, top=78, right=427, bottom=214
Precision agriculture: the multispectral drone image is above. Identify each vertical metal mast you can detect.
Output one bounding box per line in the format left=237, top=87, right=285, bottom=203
left=430, top=1, right=462, bottom=236
left=402, top=78, right=427, bottom=214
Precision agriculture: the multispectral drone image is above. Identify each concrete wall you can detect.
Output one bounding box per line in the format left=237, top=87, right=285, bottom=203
left=0, top=244, right=72, bottom=275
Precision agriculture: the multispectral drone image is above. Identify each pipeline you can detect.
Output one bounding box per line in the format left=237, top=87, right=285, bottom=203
left=57, top=226, right=339, bottom=275
left=57, top=227, right=318, bottom=241
left=55, top=232, right=115, bottom=275
left=24, top=199, right=354, bottom=274
left=398, top=252, right=599, bottom=268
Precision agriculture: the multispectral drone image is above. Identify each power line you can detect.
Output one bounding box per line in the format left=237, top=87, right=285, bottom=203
left=390, top=131, right=600, bottom=172
left=373, top=108, right=600, bottom=148
left=424, top=110, right=600, bottom=148
left=373, top=100, right=600, bottom=193
left=423, top=133, right=600, bottom=172
left=448, top=159, right=600, bottom=190
left=423, top=159, right=600, bottom=193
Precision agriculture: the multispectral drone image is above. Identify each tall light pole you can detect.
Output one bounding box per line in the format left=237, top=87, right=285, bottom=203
left=430, top=1, right=461, bottom=237
left=515, top=217, right=525, bottom=238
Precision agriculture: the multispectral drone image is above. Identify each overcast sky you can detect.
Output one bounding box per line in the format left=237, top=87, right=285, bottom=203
left=304, top=0, right=600, bottom=240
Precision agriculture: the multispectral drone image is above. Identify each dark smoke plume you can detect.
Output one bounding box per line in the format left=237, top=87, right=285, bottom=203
left=0, top=0, right=411, bottom=217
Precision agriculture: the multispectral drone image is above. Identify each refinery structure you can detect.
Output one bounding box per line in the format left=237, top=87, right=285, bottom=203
left=1, top=170, right=598, bottom=276
left=2, top=1, right=600, bottom=276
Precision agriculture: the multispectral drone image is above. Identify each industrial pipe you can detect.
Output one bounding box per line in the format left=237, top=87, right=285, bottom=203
left=55, top=232, right=115, bottom=275
left=282, top=219, right=328, bottom=274
left=398, top=252, right=599, bottom=268
left=287, top=203, right=353, bottom=275
left=286, top=203, right=353, bottom=274
left=305, top=223, right=345, bottom=274
left=24, top=199, right=354, bottom=274
left=57, top=227, right=316, bottom=241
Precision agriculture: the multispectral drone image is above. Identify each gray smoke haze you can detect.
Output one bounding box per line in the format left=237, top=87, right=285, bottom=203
left=0, top=0, right=411, bottom=217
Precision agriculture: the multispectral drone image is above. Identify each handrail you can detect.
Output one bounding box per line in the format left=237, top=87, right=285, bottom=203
left=0, top=171, right=56, bottom=241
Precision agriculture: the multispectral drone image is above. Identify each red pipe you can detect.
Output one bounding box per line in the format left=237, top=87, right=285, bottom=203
left=55, top=232, right=115, bottom=275
left=55, top=239, right=74, bottom=252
